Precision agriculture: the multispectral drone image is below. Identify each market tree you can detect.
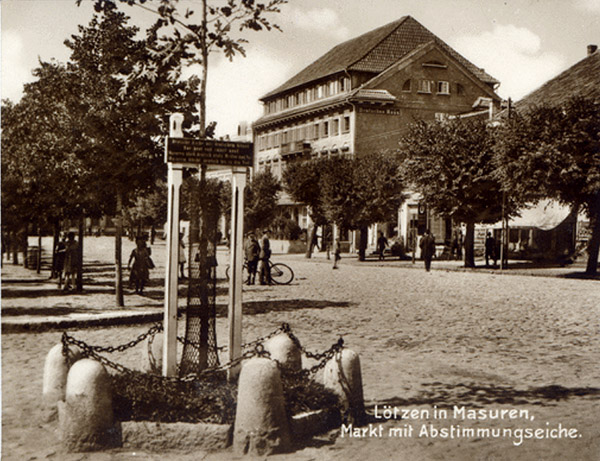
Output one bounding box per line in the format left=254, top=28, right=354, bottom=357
left=399, top=117, right=506, bottom=268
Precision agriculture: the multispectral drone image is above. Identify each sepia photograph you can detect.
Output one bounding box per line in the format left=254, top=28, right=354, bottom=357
left=1, top=0, right=599, bottom=459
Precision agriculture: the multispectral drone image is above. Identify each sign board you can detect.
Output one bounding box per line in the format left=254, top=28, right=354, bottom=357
left=166, top=137, right=253, bottom=166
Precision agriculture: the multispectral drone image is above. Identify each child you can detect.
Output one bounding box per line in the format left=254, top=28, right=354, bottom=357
left=333, top=238, right=341, bottom=269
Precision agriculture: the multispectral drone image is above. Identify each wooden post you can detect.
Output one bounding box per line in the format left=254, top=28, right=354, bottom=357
left=228, top=168, right=247, bottom=380
left=163, top=114, right=184, bottom=377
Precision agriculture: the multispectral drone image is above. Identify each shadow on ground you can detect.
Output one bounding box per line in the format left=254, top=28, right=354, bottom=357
left=1, top=306, right=107, bottom=316
left=368, top=383, right=600, bottom=413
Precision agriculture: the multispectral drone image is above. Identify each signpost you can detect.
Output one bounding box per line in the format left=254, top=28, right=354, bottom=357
left=163, top=114, right=252, bottom=378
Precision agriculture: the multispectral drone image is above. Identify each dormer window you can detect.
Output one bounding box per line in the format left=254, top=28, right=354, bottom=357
left=437, top=81, right=450, bottom=95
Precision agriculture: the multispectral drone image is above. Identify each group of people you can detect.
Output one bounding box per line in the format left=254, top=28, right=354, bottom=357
left=244, top=229, right=272, bottom=285
left=53, top=232, right=79, bottom=291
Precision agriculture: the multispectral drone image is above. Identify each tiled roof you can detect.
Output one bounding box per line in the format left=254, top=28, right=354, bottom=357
left=516, top=50, right=600, bottom=110
left=253, top=88, right=396, bottom=128
left=261, top=16, right=498, bottom=100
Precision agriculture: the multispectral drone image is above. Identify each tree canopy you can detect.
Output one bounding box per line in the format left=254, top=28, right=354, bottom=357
left=495, top=97, right=600, bottom=273
left=399, top=117, right=504, bottom=267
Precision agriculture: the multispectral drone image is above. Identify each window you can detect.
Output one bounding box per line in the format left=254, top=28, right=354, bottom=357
left=339, top=77, right=350, bottom=92
left=437, top=81, right=450, bottom=95
left=274, top=132, right=280, bottom=148
left=331, top=118, right=340, bottom=136
left=402, top=79, right=411, bottom=92
left=418, top=80, right=433, bottom=93
left=322, top=121, right=329, bottom=138
left=342, top=115, right=351, bottom=133
left=314, top=122, right=320, bottom=139
left=329, top=81, right=336, bottom=95
left=306, top=88, right=312, bottom=103
left=317, top=85, right=325, bottom=99
left=456, top=83, right=465, bottom=96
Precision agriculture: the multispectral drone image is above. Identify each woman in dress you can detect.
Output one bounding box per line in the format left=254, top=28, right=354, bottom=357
left=128, top=238, right=152, bottom=294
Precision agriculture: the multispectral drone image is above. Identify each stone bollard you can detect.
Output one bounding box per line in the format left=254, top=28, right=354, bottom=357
left=323, top=348, right=366, bottom=424
left=233, top=357, right=291, bottom=456
left=42, top=343, right=82, bottom=420
left=59, top=359, right=121, bottom=452
left=140, top=332, right=163, bottom=374
left=264, top=333, right=302, bottom=372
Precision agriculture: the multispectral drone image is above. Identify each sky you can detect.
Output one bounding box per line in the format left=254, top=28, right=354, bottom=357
left=2, top=0, right=599, bottom=137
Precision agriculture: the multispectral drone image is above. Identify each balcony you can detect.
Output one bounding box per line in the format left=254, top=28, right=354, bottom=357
left=280, top=141, right=311, bottom=159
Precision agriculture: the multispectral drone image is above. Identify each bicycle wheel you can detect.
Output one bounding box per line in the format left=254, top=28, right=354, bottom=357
left=270, top=263, right=294, bottom=285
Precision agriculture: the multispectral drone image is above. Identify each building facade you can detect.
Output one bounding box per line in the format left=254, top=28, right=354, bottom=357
left=252, top=16, right=502, bottom=250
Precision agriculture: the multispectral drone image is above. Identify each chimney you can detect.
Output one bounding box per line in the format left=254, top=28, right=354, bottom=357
left=588, top=44, right=598, bottom=56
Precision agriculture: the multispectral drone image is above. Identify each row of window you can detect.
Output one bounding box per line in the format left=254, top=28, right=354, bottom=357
left=403, top=79, right=464, bottom=95
left=258, top=115, right=351, bottom=151
left=264, top=77, right=351, bottom=115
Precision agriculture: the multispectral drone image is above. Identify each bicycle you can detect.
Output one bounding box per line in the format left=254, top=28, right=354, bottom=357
left=225, top=259, right=294, bottom=285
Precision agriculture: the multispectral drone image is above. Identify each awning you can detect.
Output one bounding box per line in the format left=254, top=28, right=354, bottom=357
left=491, top=199, right=572, bottom=231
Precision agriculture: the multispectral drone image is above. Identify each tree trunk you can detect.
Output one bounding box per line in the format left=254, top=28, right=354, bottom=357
left=37, top=230, right=42, bottom=274
left=76, top=218, right=84, bottom=291
left=115, top=192, right=125, bottom=307
left=305, top=224, right=317, bottom=258
left=21, top=227, right=29, bottom=268
left=464, top=221, right=475, bottom=268
left=585, top=196, right=600, bottom=275
left=50, top=221, right=60, bottom=278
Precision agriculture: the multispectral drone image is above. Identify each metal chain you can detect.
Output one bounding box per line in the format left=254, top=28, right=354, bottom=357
left=60, top=322, right=344, bottom=385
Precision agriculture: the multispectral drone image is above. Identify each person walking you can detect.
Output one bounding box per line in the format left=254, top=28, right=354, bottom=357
left=62, top=232, right=79, bottom=291
left=376, top=231, right=388, bottom=260
left=258, top=229, right=272, bottom=285
left=128, top=237, right=153, bottom=294
left=244, top=232, right=260, bottom=285
left=485, top=231, right=497, bottom=267
left=332, top=238, right=341, bottom=269
left=54, top=234, right=67, bottom=289
left=419, top=229, right=436, bottom=272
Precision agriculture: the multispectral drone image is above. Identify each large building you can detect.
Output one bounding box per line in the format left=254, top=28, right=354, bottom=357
left=252, top=16, right=502, bottom=248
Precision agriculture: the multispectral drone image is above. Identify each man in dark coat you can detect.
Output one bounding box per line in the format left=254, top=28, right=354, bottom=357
left=244, top=232, right=260, bottom=285
left=419, top=229, right=436, bottom=272
left=258, top=229, right=272, bottom=285
left=485, top=231, right=497, bottom=267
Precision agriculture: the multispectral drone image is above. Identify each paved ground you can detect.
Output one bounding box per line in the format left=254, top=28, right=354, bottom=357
left=2, top=237, right=599, bottom=460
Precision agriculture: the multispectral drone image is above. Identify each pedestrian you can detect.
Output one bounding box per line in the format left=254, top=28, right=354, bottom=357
left=332, top=238, right=341, bottom=269
left=376, top=231, right=388, bottom=260
left=485, top=231, right=497, bottom=267
left=419, top=229, right=436, bottom=272
left=128, top=237, right=153, bottom=294
left=54, top=234, right=67, bottom=289
left=62, top=232, right=79, bottom=291
left=258, top=229, right=272, bottom=285
left=244, top=232, right=260, bottom=285
left=179, top=232, right=186, bottom=279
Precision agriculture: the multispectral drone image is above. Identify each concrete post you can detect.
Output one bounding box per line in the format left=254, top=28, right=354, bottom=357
left=264, top=333, right=302, bottom=372
left=59, top=359, right=120, bottom=451
left=233, top=357, right=291, bottom=455
left=227, top=168, right=247, bottom=380
left=42, top=344, right=82, bottom=418
left=323, top=349, right=365, bottom=424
